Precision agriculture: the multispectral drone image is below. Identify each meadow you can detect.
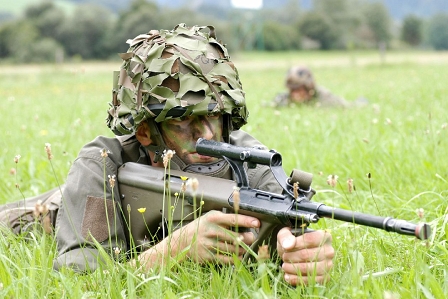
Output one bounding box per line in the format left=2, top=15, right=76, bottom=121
left=0, top=50, right=447, bottom=298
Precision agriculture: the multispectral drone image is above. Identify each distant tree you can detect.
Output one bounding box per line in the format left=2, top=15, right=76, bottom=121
left=401, top=14, right=423, bottom=46
left=1, top=20, right=42, bottom=61
left=193, top=2, right=231, bottom=21
left=0, top=23, right=12, bottom=58
left=298, top=11, right=338, bottom=49
left=426, top=13, right=448, bottom=50
left=262, top=21, right=301, bottom=51
left=362, top=1, right=392, bottom=47
left=312, top=0, right=363, bottom=48
left=29, top=37, right=65, bottom=63
left=7, top=22, right=40, bottom=57
left=57, top=4, right=113, bottom=59
left=24, top=1, right=55, bottom=18
left=0, top=19, right=63, bottom=63
left=0, top=1, right=66, bottom=62
left=260, top=0, right=302, bottom=25
left=157, top=8, right=216, bottom=32
left=352, top=23, right=376, bottom=48
left=90, top=0, right=130, bottom=13
left=152, top=8, right=237, bottom=50
left=24, top=1, right=66, bottom=39
left=107, top=0, right=161, bottom=54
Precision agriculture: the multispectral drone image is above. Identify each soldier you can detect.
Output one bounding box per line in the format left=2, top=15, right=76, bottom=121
left=273, top=65, right=366, bottom=108
left=0, top=24, right=334, bottom=286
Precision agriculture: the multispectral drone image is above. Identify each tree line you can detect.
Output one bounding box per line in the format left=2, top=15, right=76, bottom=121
left=0, top=0, right=448, bottom=63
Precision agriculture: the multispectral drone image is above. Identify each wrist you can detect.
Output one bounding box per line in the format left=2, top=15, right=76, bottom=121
left=134, top=227, right=187, bottom=270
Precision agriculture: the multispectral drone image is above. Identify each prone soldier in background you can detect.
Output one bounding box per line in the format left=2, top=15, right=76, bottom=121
left=272, top=65, right=368, bottom=108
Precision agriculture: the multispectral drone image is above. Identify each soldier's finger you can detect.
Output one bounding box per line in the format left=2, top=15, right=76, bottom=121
left=206, top=210, right=260, bottom=228
left=238, top=231, right=256, bottom=245
left=280, top=229, right=332, bottom=251
left=277, top=227, right=296, bottom=250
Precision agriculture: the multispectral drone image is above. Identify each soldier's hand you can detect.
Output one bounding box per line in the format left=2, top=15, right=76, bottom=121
left=181, top=210, right=260, bottom=263
left=276, top=228, right=334, bottom=286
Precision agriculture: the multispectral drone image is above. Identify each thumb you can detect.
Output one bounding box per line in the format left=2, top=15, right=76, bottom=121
left=277, top=227, right=296, bottom=250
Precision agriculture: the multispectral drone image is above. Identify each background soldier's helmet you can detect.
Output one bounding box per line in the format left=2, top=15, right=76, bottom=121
left=107, top=23, right=248, bottom=136
left=285, top=65, right=316, bottom=92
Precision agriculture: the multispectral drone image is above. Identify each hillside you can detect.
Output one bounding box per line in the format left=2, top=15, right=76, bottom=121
left=0, top=0, right=77, bottom=20
left=1, top=0, right=448, bottom=21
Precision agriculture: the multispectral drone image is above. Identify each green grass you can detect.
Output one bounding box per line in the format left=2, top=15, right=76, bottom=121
left=0, top=50, right=447, bottom=298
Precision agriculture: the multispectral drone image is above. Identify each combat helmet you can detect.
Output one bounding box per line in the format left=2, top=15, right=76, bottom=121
left=107, top=24, right=247, bottom=144
left=285, top=65, right=315, bottom=93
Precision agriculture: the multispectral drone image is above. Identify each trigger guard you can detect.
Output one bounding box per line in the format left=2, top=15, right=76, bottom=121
left=291, top=227, right=315, bottom=236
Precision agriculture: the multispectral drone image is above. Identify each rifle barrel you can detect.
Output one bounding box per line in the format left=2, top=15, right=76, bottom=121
left=316, top=205, right=431, bottom=240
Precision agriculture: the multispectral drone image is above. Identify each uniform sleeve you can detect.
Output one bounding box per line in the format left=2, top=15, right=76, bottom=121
left=247, top=165, right=283, bottom=193
left=53, top=138, right=127, bottom=272
left=272, top=92, right=289, bottom=107
left=315, top=85, right=350, bottom=108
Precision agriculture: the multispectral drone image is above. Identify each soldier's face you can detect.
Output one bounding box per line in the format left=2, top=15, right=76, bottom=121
left=159, top=114, right=223, bottom=165
left=290, top=87, right=312, bottom=103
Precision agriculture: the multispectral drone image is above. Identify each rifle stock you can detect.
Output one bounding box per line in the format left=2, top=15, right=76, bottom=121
left=117, top=139, right=431, bottom=253
left=118, top=163, right=287, bottom=251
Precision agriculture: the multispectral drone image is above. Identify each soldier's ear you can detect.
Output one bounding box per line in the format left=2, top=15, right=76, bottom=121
left=135, top=122, right=152, bottom=146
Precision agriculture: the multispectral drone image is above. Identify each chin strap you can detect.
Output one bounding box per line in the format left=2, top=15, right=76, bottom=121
left=143, top=119, right=166, bottom=163
left=222, top=114, right=232, bottom=143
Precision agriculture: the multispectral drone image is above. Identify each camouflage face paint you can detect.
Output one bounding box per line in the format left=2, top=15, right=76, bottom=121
left=159, top=115, right=223, bottom=165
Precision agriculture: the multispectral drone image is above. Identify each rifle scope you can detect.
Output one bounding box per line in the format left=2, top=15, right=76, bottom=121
left=196, top=138, right=282, bottom=167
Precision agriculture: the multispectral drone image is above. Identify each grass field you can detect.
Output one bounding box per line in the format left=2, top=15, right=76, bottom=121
left=0, top=50, right=447, bottom=298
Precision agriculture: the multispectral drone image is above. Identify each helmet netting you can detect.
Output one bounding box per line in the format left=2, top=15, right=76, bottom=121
left=107, top=23, right=248, bottom=136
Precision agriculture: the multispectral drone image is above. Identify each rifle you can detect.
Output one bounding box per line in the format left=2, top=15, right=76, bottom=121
left=118, top=138, right=431, bottom=253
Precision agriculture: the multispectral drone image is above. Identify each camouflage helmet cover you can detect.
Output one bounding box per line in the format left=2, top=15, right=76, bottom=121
left=285, top=65, right=315, bottom=91
left=107, top=23, right=248, bottom=136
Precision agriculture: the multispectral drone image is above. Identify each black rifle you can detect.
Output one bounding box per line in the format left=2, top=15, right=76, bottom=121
left=118, top=138, right=431, bottom=252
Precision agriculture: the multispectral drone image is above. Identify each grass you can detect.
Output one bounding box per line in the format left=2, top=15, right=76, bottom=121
left=0, top=50, right=447, bottom=298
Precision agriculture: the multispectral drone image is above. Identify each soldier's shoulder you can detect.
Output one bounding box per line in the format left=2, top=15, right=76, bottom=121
left=273, top=92, right=289, bottom=107
left=314, top=86, right=349, bottom=107
left=230, top=130, right=268, bottom=150
left=76, top=135, right=125, bottom=164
